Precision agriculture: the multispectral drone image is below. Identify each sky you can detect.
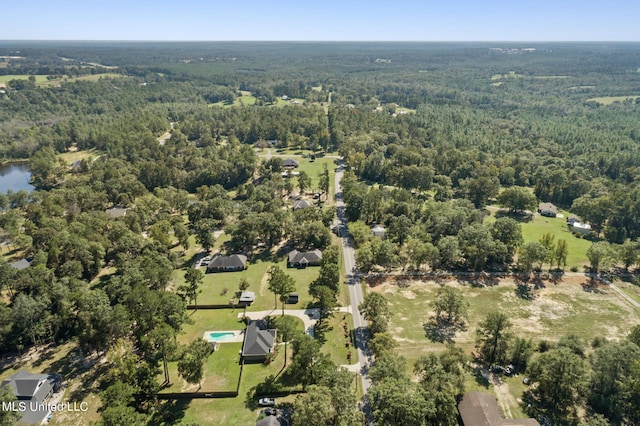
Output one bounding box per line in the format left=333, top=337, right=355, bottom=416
left=1, top=0, right=639, bottom=42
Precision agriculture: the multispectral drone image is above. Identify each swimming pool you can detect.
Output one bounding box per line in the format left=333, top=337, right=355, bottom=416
left=205, top=331, right=238, bottom=342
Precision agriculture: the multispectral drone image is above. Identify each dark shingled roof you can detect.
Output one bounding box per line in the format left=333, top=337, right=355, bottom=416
left=458, top=391, right=540, bottom=426
left=242, top=321, right=276, bottom=358
left=207, top=254, right=247, bottom=271
left=538, top=202, right=557, bottom=214
left=256, top=415, right=282, bottom=426
left=1, top=370, right=60, bottom=425
left=288, top=249, right=322, bottom=265
left=283, top=158, right=299, bottom=168
left=293, top=199, right=314, bottom=210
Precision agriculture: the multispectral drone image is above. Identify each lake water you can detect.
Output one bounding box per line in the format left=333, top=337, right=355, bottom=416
left=0, top=162, right=34, bottom=193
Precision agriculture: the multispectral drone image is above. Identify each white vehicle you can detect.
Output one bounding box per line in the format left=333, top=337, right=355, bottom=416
left=258, top=398, right=276, bottom=407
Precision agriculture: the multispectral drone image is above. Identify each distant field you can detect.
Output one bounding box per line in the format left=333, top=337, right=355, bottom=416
left=587, top=95, right=640, bottom=105
left=0, top=74, right=49, bottom=84
left=0, top=73, right=124, bottom=87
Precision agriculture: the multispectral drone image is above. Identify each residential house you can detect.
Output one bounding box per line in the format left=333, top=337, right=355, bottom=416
left=256, top=415, right=282, bottom=426
left=242, top=320, right=277, bottom=363
left=10, top=258, right=31, bottom=270
left=287, top=249, right=322, bottom=268
left=538, top=202, right=558, bottom=218
left=207, top=254, right=248, bottom=273
left=567, top=214, right=580, bottom=225
left=371, top=224, right=386, bottom=238
left=1, top=370, right=61, bottom=425
left=283, top=159, right=299, bottom=169
left=458, top=391, right=540, bottom=426
left=293, top=199, right=314, bottom=210
left=105, top=206, right=127, bottom=219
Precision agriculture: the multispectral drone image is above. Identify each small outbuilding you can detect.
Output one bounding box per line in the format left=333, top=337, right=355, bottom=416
left=566, top=214, right=580, bottom=225
left=10, top=258, right=31, bottom=270
left=287, top=293, right=299, bottom=304
left=207, top=254, right=248, bottom=273
left=571, top=221, right=592, bottom=235
left=239, top=291, right=255, bottom=306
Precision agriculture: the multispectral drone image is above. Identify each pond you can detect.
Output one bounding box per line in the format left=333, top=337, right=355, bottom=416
left=0, top=162, right=34, bottom=194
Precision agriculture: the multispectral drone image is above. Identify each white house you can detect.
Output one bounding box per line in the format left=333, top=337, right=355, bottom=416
left=371, top=225, right=386, bottom=238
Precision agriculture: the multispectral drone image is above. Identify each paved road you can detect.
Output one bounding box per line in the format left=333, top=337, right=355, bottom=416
left=334, top=161, right=372, bottom=395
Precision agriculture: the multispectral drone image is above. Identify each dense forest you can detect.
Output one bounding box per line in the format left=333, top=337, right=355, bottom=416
left=1, top=42, right=640, bottom=425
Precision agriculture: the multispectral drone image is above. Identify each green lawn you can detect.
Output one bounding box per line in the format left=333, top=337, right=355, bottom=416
left=587, top=95, right=640, bottom=105
left=0, top=74, right=49, bottom=84
left=320, top=313, right=358, bottom=366
left=485, top=205, right=592, bottom=269
left=519, top=209, right=592, bottom=269
left=159, top=341, right=293, bottom=426
left=161, top=343, right=242, bottom=393
left=175, top=256, right=320, bottom=311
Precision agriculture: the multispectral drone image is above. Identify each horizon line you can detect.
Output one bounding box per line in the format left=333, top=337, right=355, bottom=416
left=1, top=39, right=640, bottom=43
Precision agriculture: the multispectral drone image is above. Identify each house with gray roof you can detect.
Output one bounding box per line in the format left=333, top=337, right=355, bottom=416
left=283, top=159, right=299, bottom=169
left=458, top=391, right=540, bottom=426
left=207, top=254, right=248, bottom=273
left=10, top=258, right=31, bottom=270
left=293, top=199, right=314, bottom=210
left=105, top=206, right=127, bottom=219
left=242, top=320, right=276, bottom=363
left=538, top=202, right=557, bottom=218
left=287, top=249, right=322, bottom=268
left=1, top=370, right=61, bottom=424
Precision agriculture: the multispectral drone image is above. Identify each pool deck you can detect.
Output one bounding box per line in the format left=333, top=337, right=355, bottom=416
left=202, top=330, right=244, bottom=343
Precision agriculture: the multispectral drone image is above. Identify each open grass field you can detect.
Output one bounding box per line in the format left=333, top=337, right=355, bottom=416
left=369, top=274, right=640, bottom=418
left=587, top=95, right=640, bottom=105
left=58, top=148, right=99, bottom=165
left=0, top=74, right=49, bottom=84
left=373, top=275, right=640, bottom=366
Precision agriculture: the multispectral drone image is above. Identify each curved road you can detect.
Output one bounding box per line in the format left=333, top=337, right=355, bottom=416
left=334, top=162, right=372, bottom=395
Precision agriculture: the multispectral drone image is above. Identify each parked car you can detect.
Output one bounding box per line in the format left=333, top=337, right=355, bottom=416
left=258, top=398, right=276, bottom=407
left=504, top=364, right=515, bottom=376
left=264, top=408, right=277, bottom=416
left=491, top=365, right=504, bottom=373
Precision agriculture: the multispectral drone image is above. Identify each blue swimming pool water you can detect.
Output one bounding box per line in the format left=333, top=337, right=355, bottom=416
left=208, top=332, right=235, bottom=342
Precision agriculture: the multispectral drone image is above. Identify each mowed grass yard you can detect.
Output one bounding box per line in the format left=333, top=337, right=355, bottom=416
left=485, top=206, right=592, bottom=269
